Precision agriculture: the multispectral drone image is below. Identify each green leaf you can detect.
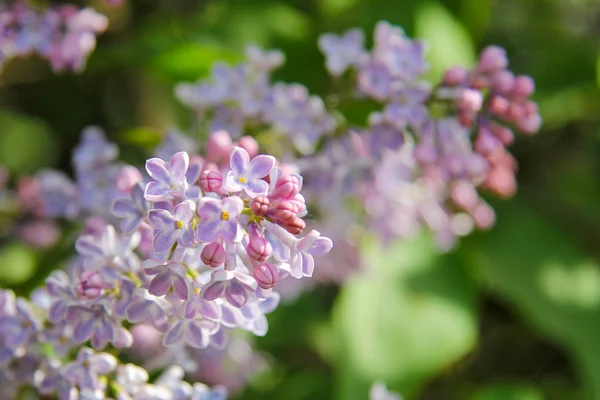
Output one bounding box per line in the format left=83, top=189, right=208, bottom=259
left=466, top=201, right=600, bottom=399
left=414, top=0, right=475, bottom=81
left=0, top=243, right=37, bottom=286
left=0, top=111, right=56, bottom=174
left=332, top=233, right=478, bottom=399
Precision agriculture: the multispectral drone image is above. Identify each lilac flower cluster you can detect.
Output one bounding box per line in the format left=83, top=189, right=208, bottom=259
left=0, top=2, right=108, bottom=73
left=311, top=21, right=542, bottom=250
left=0, top=126, right=332, bottom=398
left=175, top=46, right=337, bottom=155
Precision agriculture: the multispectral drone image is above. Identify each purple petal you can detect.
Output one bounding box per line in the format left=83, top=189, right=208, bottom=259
left=163, top=321, right=185, bottom=346
left=221, top=220, right=240, bottom=243
left=126, top=301, right=153, bottom=323
left=196, top=219, right=221, bottom=243
left=248, top=155, right=275, bottom=179
left=49, top=301, right=68, bottom=323
left=172, top=275, right=189, bottom=300
left=289, top=253, right=303, bottom=279
left=185, top=321, right=209, bottom=349
left=145, top=158, right=170, bottom=183
left=201, top=281, right=226, bottom=301
left=153, top=229, right=176, bottom=253
left=230, top=146, right=249, bottom=176
left=75, top=236, right=103, bottom=257
left=243, top=179, right=269, bottom=198
left=148, top=272, right=173, bottom=297
left=121, top=218, right=141, bottom=236
left=222, top=196, right=244, bottom=217
left=301, top=252, right=315, bottom=277
left=210, top=327, right=228, bottom=349
left=186, top=162, right=202, bottom=184
left=73, top=318, right=96, bottom=343
left=177, top=228, right=196, bottom=248
left=223, top=171, right=243, bottom=192
left=225, top=280, right=248, bottom=308
left=148, top=209, right=175, bottom=229
left=145, top=181, right=171, bottom=201
left=197, top=198, right=221, bottom=219
left=174, top=201, right=195, bottom=223
left=308, top=237, right=333, bottom=256
left=169, top=152, right=189, bottom=182
left=111, top=198, right=138, bottom=218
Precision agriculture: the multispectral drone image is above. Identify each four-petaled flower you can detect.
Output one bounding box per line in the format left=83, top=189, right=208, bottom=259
left=196, top=197, right=244, bottom=243
left=148, top=199, right=196, bottom=253
left=223, top=146, right=275, bottom=197
left=143, top=259, right=189, bottom=300
left=144, top=151, right=190, bottom=201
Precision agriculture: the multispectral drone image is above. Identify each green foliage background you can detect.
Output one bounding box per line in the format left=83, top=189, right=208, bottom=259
left=1, top=0, right=600, bottom=399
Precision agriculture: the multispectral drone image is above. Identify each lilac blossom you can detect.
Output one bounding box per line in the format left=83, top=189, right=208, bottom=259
left=143, top=259, right=189, bottom=300
left=318, top=28, right=366, bottom=76
left=148, top=199, right=196, bottom=252
left=62, top=348, right=117, bottom=390
left=370, top=382, right=403, bottom=400
left=223, top=146, right=275, bottom=197
left=144, top=151, right=190, bottom=201
left=112, top=183, right=151, bottom=235
left=196, top=197, right=244, bottom=243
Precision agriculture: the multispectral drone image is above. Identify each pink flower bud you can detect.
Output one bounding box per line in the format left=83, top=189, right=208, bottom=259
left=205, top=130, right=233, bottom=164
left=489, top=123, right=514, bottom=146
left=483, top=166, right=516, bottom=198
left=251, top=195, right=270, bottom=216
left=199, top=170, right=223, bottom=193
left=442, top=66, right=467, bottom=86
left=517, top=113, right=542, bottom=135
left=471, top=201, right=496, bottom=229
left=76, top=271, right=105, bottom=299
left=488, top=96, right=510, bottom=117
left=116, top=165, right=143, bottom=193
left=477, top=46, right=508, bottom=73
left=253, top=263, right=278, bottom=289
left=247, top=236, right=272, bottom=262
left=270, top=175, right=301, bottom=200
left=282, top=217, right=306, bottom=235
left=450, top=182, right=479, bottom=211
left=201, top=242, right=226, bottom=268
left=236, top=136, right=259, bottom=159
left=457, top=88, right=483, bottom=112
left=491, top=70, right=515, bottom=94
left=512, top=75, right=535, bottom=99
left=275, top=200, right=299, bottom=223
left=506, top=103, right=525, bottom=122
left=475, top=128, right=502, bottom=156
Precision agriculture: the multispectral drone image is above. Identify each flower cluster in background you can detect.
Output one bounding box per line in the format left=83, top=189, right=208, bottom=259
left=0, top=2, right=109, bottom=72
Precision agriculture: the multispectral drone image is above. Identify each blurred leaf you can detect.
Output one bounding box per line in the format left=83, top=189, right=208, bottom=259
left=0, top=111, right=56, bottom=174
left=415, top=0, right=475, bottom=81
left=119, top=127, right=163, bottom=149
left=332, top=233, right=478, bottom=399
left=472, top=383, right=543, bottom=400
left=319, top=0, right=361, bottom=18
left=150, top=42, right=241, bottom=81
left=0, top=243, right=37, bottom=285
left=465, top=201, right=600, bottom=399
left=458, top=0, right=492, bottom=42
left=537, top=84, right=600, bottom=129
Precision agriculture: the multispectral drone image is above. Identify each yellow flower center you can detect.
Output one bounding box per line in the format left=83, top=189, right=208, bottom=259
left=238, top=177, right=247, bottom=183
left=221, top=211, right=229, bottom=221
left=176, top=220, right=183, bottom=229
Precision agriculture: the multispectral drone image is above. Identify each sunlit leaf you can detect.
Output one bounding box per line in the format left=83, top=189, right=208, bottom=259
left=332, top=233, right=478, bottom=399
left=415, top=0, right=475, bottom=81
left=466, top=201, right=600, bottom=399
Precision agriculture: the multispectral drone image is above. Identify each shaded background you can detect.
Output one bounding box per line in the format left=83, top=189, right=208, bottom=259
left=1, top=0, right=600, bottom=399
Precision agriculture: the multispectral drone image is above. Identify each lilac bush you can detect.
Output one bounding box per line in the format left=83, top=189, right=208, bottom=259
left=0, top=5, right=542, bottom=398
